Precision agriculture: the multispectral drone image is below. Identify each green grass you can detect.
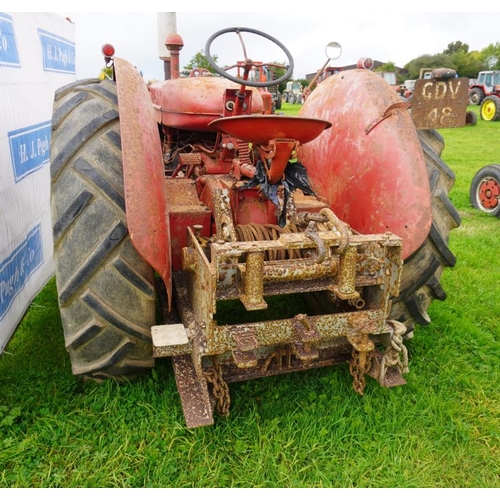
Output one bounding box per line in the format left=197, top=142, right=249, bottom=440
left=280, top=102, right=301, bottom=116
left=1, top=105, right=499, bottom=488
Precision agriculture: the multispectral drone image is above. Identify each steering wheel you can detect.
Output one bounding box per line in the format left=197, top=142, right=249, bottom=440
left=204, top=27, right=294, bottom=87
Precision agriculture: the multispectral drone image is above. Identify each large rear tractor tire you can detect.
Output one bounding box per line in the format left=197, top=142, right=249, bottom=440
left=480, top=95, right=500, bottom=121
left=469, top=164, right=500, bottom=217
left=389, top=129, right=461, bottom=330
left=468, top=88, right=484, bottom=106
left=275, top=91, right=282, bottom=110
left=50, top=78, right=156, bottom=381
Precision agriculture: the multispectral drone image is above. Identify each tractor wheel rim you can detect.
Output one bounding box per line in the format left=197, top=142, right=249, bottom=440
left=482, top=101, right=496, bottom=120
left=477, top=176, right=500, bottom=211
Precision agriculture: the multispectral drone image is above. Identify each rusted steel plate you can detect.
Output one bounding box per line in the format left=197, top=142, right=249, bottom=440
left=151, top=324, right=191, bottom=358
left=114, top=57, right=172, bottom=308
left=411, top=77, right=469, bottom=129
left=209, top=309, right=388, bottom=354
left=172, top=355, right=214, bottom=428
left=164, top=178, right=211, bottom=270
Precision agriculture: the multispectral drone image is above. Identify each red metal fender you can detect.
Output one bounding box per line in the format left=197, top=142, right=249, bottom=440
left=114, top=58, right=172, bottom=308
left=299, top=70, right=432, bottom=261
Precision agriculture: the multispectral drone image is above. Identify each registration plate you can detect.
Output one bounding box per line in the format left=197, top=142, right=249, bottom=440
left=411, top=77, right=469, bottom=129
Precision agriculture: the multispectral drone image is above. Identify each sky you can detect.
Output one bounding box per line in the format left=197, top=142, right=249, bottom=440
left=7, top=5, right=500, bottom=83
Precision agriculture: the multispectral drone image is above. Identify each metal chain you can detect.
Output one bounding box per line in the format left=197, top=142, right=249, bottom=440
left=378, top=320, right=409, bottom=387
left=205, top=358, right=231, bottom=418
left=349, top=349, right=373, bottom=395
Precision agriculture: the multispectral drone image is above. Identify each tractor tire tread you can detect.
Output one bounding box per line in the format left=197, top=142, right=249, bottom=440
left=389, top=129, right=460, bottom=332
left=50, top=79, right=156, bottom=381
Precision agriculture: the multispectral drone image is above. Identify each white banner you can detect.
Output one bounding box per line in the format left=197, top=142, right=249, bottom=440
left=0, top=12, right=75, bottom=351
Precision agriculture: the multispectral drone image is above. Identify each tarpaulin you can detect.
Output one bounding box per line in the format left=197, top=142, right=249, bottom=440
left=0, top=12, right=75, bottom=351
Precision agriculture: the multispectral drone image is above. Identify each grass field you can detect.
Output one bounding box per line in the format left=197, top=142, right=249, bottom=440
left=0, top=104, right=499, bottom=488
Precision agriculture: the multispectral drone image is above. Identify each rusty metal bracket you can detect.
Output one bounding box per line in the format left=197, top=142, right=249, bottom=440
left=292, top=314, right=320, bottom=362
left=294, top=342, right=319, bottom=362
left=292, top=314, right=320, bottom=342
left=346, top=333, right=375, bottom=353
left=365, top=101, right=412, bottom=135
left=213, top=188, right=237, bottom=243
left=172, top=355, right=214, bottom=428
left=239, top=251, right=267, bottom=311
left=232, top=330, right=259, bottom=368
left=333, top=246, right=359, bottom=300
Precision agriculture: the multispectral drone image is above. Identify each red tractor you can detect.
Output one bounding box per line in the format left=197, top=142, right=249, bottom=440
left=468, top=70, right=500, bottom=121
left=49, top=27, right=465, bottom=428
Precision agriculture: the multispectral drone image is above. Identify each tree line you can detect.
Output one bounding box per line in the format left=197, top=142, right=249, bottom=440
left=402, top=40, right=500, bottom=80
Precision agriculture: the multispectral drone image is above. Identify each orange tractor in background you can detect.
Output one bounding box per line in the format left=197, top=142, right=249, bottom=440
left=49, top=27, right=468, bottom=428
